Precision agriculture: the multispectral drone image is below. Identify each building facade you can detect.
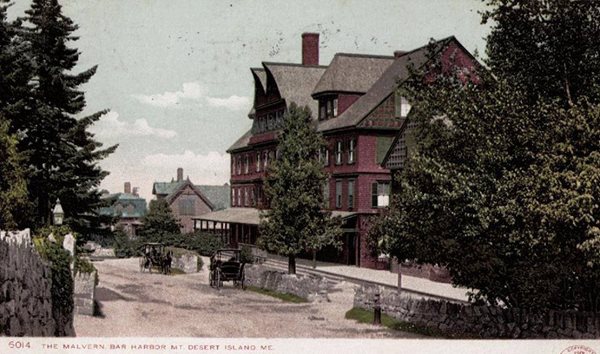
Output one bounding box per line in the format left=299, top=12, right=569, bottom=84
left=197, top=34, right=479, bottom=269
left=153, top=168, right=231, bottom=233
left=99, top=182, right=147, bottom=237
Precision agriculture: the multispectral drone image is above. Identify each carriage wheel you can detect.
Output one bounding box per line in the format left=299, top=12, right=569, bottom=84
left=215, top=270, right=221, bottom=290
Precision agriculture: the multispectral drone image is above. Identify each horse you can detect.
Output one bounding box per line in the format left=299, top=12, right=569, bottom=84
left=160, top=250, right=173, bottom=275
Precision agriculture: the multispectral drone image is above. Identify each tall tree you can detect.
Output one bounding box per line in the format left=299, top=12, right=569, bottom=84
left=483, top=0, right=600, bottom=106
left=0, top=118, right=29, bottom=229
left=139, top=199, right=181, bottom=241
left=370, top=1, right=600, bottom=311
left=19, top=0, right=116, bottom=234
left=258, top=103, right=342, bottom=274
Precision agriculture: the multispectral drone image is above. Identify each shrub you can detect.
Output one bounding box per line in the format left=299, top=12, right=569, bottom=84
left=33, top=236, right=74, bottom=336
left=240, top=244, right=254, bottom=264
left=113, top=229, right=141, bottom=258
left=74, top=256, right=99, bottom=286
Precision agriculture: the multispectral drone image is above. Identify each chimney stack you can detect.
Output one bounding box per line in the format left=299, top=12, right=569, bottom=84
left=177, top=167, right=183, bottom=182
left=302, top=33, right=319, bottom=66
left=394, top=50, right=406, bottom=59
left=124, top=182, right=131, bottom=194
left=132, top=187, right=139, bottom=197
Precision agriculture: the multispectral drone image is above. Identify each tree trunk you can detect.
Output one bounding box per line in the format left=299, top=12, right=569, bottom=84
left=312, top=250, right=317, bottom=269
left=288, top=254, right=296, bottom=275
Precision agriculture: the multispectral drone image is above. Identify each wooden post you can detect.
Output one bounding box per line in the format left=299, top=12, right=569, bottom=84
left=397, top=260, right=402, bottom=293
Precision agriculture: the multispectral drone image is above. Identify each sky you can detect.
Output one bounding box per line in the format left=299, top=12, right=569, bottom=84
left=8, top=0, right=491, bottom=202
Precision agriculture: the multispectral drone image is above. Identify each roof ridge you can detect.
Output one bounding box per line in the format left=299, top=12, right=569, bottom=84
left=262, top=61, right=328, bottom=69
left=334, top=53, right=395, bottom=59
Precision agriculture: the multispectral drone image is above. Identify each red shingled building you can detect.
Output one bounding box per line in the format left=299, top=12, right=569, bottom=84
left=195, top=33, right=479, bottom=269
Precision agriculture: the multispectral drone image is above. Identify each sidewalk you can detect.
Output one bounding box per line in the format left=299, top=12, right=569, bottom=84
left=266, top=253, right=471, bottom=303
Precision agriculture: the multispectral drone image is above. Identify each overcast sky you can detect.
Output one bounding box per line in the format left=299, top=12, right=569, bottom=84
left=9, top=0, right=490, bottom=201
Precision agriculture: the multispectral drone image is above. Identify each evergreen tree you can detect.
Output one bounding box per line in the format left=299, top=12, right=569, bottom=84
left=0, top=118, right=29, bottom=229
left=258, top=103, right=342, bottom=274
left=139, top=199, right=181, bottom=241
left=18, top=0, right=116, bottom=234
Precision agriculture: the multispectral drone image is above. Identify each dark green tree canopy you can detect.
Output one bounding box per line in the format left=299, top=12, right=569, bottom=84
left=483, top=0, right=600, bottom=106
left=371, top=0, right=600, bottom=311
left=139, top=199, right=181, bottom=240
left=258, top=103, right=342, bottom=274
left=0, top=0, right=116, bottom=234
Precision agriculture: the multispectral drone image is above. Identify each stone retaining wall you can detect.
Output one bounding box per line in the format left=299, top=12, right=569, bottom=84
left=354, top=286, right=600, bottom=339
left=172, top=253, right=199, bottom=273
left=0, top=237, right=74, bottom=336
left=245, top=265, right=332, bottom=302
left=74, top=272, right=96, bottom=316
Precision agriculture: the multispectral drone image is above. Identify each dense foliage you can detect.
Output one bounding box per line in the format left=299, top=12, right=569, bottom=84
left=0, top=0, right=116, bottom=235
left=370, top=0, right=600, bottom=311
left=258, top=103, right=342, bottom=274
left=138, top=199, right=181, bottom=239
left=33, top=231, right=74, bottom=336
left=0, top=119, right=29, bottom=229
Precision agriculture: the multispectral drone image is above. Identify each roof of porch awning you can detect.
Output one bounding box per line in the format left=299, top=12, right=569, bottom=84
left=193, top=208, right=357, bottom=226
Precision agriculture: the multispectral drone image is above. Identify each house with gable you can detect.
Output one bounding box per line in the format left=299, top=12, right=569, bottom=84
left=195, top=33, right=480, bottom=269
left=99, top=182, right=147, bottom=237
left=152, top=167, right=230, bottom=233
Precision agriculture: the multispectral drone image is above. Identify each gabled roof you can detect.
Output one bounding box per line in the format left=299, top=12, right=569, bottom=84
left=263, top=62, right=327, bottom=117
left=195, top=185, right=231, bottom=211
left=227, top=128, right=252, bottom=152
left=312, top=53, right=395, bottom=96
left=99, top=193, right=147, bottom=218
left=317, top=37, right=455, bottom=133
left=152, top=181, right=185, bottom=196
left=251, top=68, right=267, bottom=92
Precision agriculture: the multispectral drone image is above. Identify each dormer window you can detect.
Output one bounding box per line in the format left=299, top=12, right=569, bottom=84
left=319, top=96, right=338, bottom=120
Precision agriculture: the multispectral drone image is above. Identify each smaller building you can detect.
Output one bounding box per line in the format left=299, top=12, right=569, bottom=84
left=152, top=168, right=231, bottom=234
left=99, top=182, right=147, bottom=237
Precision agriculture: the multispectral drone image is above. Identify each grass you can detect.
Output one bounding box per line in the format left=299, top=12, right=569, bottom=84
left=247, top=286, right=309, bottom=303
left=345, top=307, right=448, bottom=338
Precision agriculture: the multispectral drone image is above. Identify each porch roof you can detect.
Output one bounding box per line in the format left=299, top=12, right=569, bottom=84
left=193, top=208, right=357, bottom=226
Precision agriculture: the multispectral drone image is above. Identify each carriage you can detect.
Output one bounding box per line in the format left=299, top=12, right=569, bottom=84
left=209, top=249, right=246, bottom=289
left=139, top=242, right=172, bottom=274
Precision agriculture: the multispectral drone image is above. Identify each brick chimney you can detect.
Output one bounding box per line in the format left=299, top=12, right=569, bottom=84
left=302, top=33, right=319, bottom=66
left=132, top=187, right=139, bottom=197
left=394, top=50, right=406, bottom=59
left=177, top=167, right=183, bottom=182
left=124, top=182, right=131, bottom=194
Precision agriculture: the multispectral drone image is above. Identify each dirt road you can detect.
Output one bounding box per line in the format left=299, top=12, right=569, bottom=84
left=73, top=258, right=421, bottom=338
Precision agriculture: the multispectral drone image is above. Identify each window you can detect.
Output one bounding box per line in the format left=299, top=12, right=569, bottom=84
left=232, top=158, right=236, bottom=176
left=251, top=188, right=256, bottom=206
left=319, top=147, right=330, bottom=166
left=348, top=179, right=355, bottom=209
left=395, top=94, right=412, bottom=118
left=323, top=180, right=330, bottom=208
left=371, top=182, right=390, bottom=208
left=244, top=155, right=249, bottom=174
left=267, top=113, right=274, bottom=129
left=319, top=97, right=339, bottom=119
left=335, top=180, right=342, bottom=208
left=335, top=141, right=343, bottom=165
left=178, top=198, right=195, bottom=216
left=348, top=139, right=356, bottom=164
left=256, top=152, right=261, bottom=172
left=237, top=188, right=241, bottom=207
left=263, top=151, right=269, bottom=169
left=244, top=188, right=249, bottom=206
left=333, top=98, right=338, bottom=117
left=276, top=110, right=284, bottom=128
left=236, top=156, right=241, bottom=175
left=257, top=185, right=263, bottom=206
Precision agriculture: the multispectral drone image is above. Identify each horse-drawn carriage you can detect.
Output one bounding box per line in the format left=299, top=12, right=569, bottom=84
left=209, top=249, right=246, bottom=289
left=139, top=242, right=172, bottom=274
